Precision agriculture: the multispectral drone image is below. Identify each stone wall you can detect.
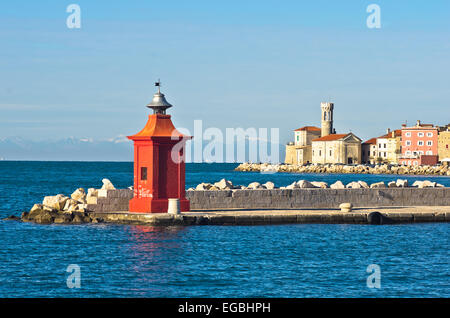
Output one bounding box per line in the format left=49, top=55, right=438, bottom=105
left=187, top=188, right=450, bottom=210
left=86, top=188, right=450, bottom=212
left=87, top=189, right=133, bottom=212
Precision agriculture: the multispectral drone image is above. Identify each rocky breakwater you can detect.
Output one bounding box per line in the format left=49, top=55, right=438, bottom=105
left=188, top=178, right=445, bottom=191
left=20, top=179, right=116, bottom=225
left=235, top=162, right=450, bottom=176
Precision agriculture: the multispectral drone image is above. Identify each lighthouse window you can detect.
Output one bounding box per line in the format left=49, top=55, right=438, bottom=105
left=141, top=167, right=147, bottom=180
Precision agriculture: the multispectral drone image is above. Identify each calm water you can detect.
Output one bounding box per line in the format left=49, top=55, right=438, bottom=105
left=0, top=161, right=449, bottom=297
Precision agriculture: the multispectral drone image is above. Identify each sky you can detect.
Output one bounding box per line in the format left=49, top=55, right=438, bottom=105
left=0, top=0, right=449, bottom=160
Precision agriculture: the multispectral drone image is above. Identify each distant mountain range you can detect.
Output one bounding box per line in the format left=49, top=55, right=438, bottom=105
left=0, top=136, right=133, bottom=161
left=0, top=136, right=284, bottom=162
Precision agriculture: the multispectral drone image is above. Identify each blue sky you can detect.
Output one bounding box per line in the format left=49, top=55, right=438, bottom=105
left=1, top=1, right=449, bottom=152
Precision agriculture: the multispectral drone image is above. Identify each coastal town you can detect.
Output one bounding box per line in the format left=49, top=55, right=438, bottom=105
left=284, top=102, right=450, bottom=167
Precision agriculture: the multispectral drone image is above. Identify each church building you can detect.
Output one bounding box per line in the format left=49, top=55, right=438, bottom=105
left=285, top=102, right=362, bottom=165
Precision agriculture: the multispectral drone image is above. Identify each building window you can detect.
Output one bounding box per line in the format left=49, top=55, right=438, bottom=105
left=406, top=151, right=411, bottom=155
left=406, top=140, right=411, bottom=146
left=140, top=167, right=147, bottom=181
left=319, top=150, right=322, bottom=156
left=427, top=141, right=432, bottom=146
left=384, top=144, right=386, bottom=148
left=330, top=150, right=332, bottom=156
left=418, top=132, right=424, bottom=137
left=296, top=135, right=299, bottom=141
left=427, top=132, right=433, bottom=137
left=414, top=161, right=418, bottom=166
left=418, top=140, right=424, bottom=146
left=405, top=132, right=411, bottom=137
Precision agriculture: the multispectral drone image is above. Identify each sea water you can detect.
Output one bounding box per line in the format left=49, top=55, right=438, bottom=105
left=0, top=161, right=448, bottom=297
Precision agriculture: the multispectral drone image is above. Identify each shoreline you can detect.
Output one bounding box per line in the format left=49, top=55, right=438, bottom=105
left=235, top=162, right=450, bottom=176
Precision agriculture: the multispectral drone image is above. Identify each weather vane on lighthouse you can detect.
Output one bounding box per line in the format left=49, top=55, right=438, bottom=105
left=155, top=79, right=161, bottom=93
left=146, top=79, right=172, bottom=115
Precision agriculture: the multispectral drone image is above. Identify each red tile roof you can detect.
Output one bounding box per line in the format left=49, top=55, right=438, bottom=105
left=378, top=129, right=402, bottom=139
left=312, top=133, right=349, bottom=142
left=363, top=137, right=377, bottom=145
left=294, top=126, right=321, bottom=132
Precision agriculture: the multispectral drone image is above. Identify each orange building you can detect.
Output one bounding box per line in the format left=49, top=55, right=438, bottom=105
left=399, top=120, right=438, bottom=166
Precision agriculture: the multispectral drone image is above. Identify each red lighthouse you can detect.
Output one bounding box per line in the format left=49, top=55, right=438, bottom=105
left=127, top=81, right=191, bottom=213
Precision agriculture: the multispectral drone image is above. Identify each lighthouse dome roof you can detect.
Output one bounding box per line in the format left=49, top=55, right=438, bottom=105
left=146, top=91, right=173, bottom=113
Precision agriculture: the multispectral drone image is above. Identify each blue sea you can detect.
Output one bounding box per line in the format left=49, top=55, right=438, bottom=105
left=0, top=161, right=449, bottom=297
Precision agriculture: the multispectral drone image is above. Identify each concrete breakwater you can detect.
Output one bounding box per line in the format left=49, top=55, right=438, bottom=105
left=86, top=207, right=450, bottom=226
left=235, top=162, right=450, bottom=176
left=13, top=177, right=450, bottom=225
left=187, top=188, right=450, bottom=210
left=15, top=186, right=450, bottom=225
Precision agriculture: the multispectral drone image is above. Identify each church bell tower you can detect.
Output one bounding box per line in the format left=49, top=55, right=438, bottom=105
left=320, top=102, right=334, bottom=137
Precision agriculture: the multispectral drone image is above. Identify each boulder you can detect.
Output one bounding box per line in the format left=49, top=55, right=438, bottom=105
left=412, top=180, right=436, bottom=188
left=34, top=211, right=54, bottom=224
left=422, top=180, right=437, bottom=188
left=195, top=183, right=212, bottom=191
left=247, top=182, right=262, bottom=190
left=30, top=203, right=43, bottom=214
left=370, top=182, right=386, bottom=189
left=77, top=204, right=87, bottom=212
left=214, top=178, right=233, bottom=190
left=67, top=205, right=79, bottom=213
left=311, top=181, right=329, bottom=188
left=71, top=188, right=86, bottom=203
left=346, top=182, right=361, bottom=189
left=86, top=196, right=97, bottom=205
left=296, top=180, right=315, bottom=188
left=42, top=194, right=69, bottom=211
left=339, top=202, right=353, bottom=212
left=101, top=178, right=116, bottom=190
left=388, top=181, right=397, bottom=188
left=330, top=181, right=345, bottom=189
left=86, top=188, right=98, bottom=205
left=71, top=215, right=85, bottom=224
left=396, top=179, right=409, bottom=188
left=53, top=214, right=73, bottom=224
left=412, top=180, right=423, bottom=188
left=263, top=181, right=275, bottom=190
left=63, top=199, right=79, bottom=211
left=87, top=188, right=97, bottom=197
left=285, top=182, right=297, bottom=190
left=358, top=181, right=369, bottom=189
